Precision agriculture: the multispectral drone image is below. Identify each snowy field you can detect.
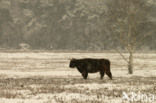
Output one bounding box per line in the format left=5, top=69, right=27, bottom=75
left=0, top=52, right=156, bottom=103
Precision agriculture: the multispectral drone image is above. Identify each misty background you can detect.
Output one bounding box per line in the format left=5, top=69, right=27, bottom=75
left=0, top=0, right=156, bottom=51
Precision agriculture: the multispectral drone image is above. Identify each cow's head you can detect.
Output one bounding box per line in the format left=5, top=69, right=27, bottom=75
left=69, top=58, right=77, bottom=68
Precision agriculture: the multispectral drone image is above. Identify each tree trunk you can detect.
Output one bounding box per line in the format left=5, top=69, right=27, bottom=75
left=128, top=51, right=133, bottom=74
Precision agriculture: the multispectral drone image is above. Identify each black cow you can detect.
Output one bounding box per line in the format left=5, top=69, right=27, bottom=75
left=69, top=58, right=112, bottom=80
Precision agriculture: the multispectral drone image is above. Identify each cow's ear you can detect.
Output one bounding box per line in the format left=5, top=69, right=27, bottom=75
left=72, top=58, right=76, bottom=60
left=71, top=58, right=76, bottom=61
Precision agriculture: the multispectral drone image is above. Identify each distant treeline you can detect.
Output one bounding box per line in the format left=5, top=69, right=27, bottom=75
left=0, top=0, right=156, bottom=50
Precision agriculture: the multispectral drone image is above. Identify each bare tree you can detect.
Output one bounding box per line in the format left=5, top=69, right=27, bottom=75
left=106, top=0, right=154, bottom=74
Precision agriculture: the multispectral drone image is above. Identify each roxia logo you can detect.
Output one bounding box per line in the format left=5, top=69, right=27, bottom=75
left=122, top=91, right=155, bottom=102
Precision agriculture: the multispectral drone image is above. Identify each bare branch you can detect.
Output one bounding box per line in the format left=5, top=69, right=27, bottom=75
left=114, top=48, right=129, bottom=64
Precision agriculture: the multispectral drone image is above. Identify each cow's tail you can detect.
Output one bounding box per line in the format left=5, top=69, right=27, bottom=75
left=106, top=59, right=112, bottom=79
left=107, top=60, right=110, bottom=72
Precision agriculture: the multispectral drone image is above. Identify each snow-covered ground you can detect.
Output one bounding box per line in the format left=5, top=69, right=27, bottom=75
left=0, top=52, right=155, bottom=103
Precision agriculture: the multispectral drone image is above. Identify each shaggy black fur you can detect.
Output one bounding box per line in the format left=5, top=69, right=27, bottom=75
left=69, top=58, right=112, bottom=79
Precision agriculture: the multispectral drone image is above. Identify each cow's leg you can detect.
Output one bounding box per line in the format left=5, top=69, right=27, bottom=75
left=106, top=71, right=112, bottom=80
left=100, top=70, right=105, bottom=79
left=82, top=71, right=88, bottom=79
